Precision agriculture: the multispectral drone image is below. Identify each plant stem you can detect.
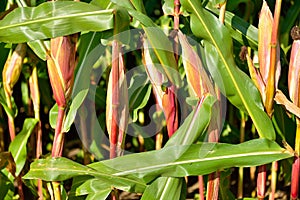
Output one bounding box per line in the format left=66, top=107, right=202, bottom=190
left=17, top=176, right=24, bottom=200
left=257, top=165, right=267, bottom=200
left=291, top=118, right=300, bottom=200
left=5, top=90, right=16, bottom=141
left=52, top=182, right=61, bottom=200
left=238, top=111, right=246, bottom=199
left=198, top=175, right=205, bottom=200
left=206, top=171, right=220, bottom=200
left=51, top=107, right=65, bottom=157
left=269, top=161, right=278, bottom=200
left=51, top=107, right=65, bottom=200
left=291, top=156, right=299, bottom=200
left=296, top=118, right=300, bottom=155
left=265, top=0, right=282, bottom=117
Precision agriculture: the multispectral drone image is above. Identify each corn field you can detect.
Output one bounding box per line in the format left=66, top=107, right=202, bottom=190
left=0, top=0, right=299, bottom=199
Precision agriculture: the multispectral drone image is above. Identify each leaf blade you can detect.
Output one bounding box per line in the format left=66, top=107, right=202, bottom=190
left=0, top=2, right=114, bottom=43
left=9, top=118, right=38, bottom=176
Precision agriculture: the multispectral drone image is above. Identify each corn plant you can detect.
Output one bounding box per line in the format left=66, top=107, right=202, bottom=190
left=0, top=0, right=299, bottom=199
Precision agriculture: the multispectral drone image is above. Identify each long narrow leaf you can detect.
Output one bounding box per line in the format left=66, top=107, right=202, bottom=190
left=25, top=139, right=292, bottom=187
left=0, top=1, right=114, bottom=43
left=23, top=157, right=146, bottom=193
left=102, top=139, right=291, bottom=181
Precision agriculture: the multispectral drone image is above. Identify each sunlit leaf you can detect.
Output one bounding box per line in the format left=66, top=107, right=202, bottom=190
left=141, top=177, right=186, bottom=200
left=23, top=157, right=147, bottom=193
left=128, top=73, right=152, bottom=123
left=9, top=118, right=38, bottom=176
left=26, top=139, right=292, bottom=188
left=70, top=177, right=112, bottom=199
left=0, top=1, right=114, bottom=43
left=63, top=89, right=89, bottom=132
left=143, top=27, right=182, bottom=87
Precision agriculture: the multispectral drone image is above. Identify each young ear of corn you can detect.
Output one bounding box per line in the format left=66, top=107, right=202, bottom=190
left=47, top=34, right=77, bottom=200
left=288, top=25, right=300, bottom=200
left=106, top=39, right=128, bottom=159
left=47, top=34, right=77, bottom=158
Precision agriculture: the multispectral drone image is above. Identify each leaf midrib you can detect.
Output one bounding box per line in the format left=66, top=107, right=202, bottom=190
left=26, top=166, right=146, bottom=188
left=113, top=150, right=288, bottom=176
left=0, top=9, right=113, bottom=32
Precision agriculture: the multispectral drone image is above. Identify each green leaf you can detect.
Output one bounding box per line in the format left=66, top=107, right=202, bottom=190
left=99, top=139, right=291, bottom=182
left=166, top=95, right=216, bottom=147
left=226, top=0, right=249, bottom=11
left=111, top=0, right=157, bottom=27
left=0, top=172, right=14, bottom=200
left=0, top=1, right=114, bottom=43
left=114, top=6, right=130, bottom=34
left=73, top=33, right=106, bottom=96
left=0, top=84, right=17, bottom=118
left=162, top=0, right=174, bottom=15
left=86, top=190, right=112, bottom=200
left=141, top=177, right=186, bottom=200
left=27, top=40, right=49, bottom=61
left=49, top=89, right=89, bottom=131
left=70, top=177, right=111, bottom=199
left=23, top=157, right=147, bottom=193
left=49, top=103, right=58, bottom=129
left=128, top=73, right=152, bottom=122
left=24, top=139, right=291, bottom=194
left=208, top=8, right=258, bottom=49
left=181, top=0, right=275, bottom=140
left=140, top=94, right=215, bottom=199
left=8, top=118, right=38, bottom=176
left=63, top=89, right=89, bottom=132
left=90, top=0, right=112, bottom=9
left=143, top=27, right=182, bottom=87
